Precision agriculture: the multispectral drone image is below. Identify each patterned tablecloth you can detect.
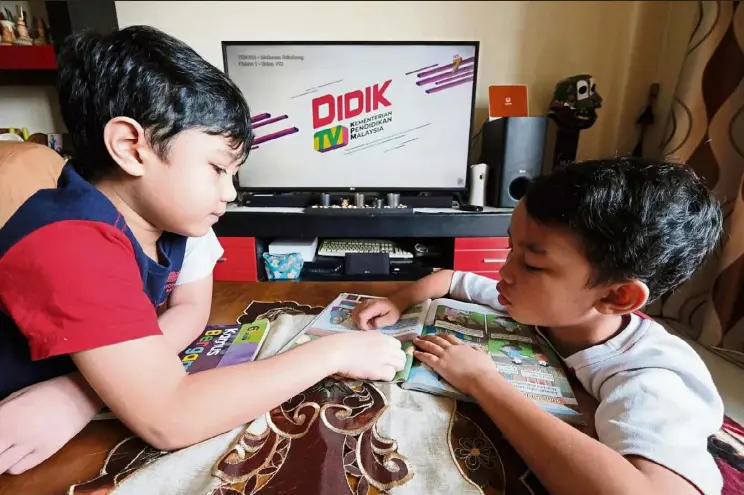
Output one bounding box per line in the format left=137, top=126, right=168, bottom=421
left=65, top=301, right=742, bottom=495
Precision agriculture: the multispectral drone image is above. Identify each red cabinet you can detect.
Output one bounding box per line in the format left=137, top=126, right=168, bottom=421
left=214, top=237, right=258, bottom=282
left=453, top=237, right=509, bottom=281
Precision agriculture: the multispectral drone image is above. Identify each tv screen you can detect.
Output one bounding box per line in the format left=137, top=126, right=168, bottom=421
left=223, top=42, right=479, bottom=191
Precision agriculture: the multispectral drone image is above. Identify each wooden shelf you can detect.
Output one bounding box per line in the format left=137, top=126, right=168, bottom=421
left=0, top=1, right=118, bottom=86
left=0, top=45, right=57, bottom=70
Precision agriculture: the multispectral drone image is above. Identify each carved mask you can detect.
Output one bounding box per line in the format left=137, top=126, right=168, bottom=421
left=549, top=74, right=602, bottom=130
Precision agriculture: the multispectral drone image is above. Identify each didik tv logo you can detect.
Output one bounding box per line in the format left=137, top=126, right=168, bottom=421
left=312, top=80, right=392, bottom=152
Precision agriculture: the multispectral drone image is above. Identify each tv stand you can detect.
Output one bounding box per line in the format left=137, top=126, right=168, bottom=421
left=212, top=205, right=513, bottom=283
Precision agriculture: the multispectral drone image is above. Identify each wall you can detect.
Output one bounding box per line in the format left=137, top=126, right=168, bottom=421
left=2, top=1, right=696, bottom=158
left=0, top=86, right=64, bottom=132
left=115, top=0, right=696, bottom=161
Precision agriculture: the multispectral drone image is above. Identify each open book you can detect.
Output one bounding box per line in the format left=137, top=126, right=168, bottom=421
left=290, top=293, right=585, bottom=425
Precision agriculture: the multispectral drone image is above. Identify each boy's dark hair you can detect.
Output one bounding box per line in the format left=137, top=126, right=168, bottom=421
left=524, top=157, right=722, bottom=302
left=57, top=25, right=253, bottom=182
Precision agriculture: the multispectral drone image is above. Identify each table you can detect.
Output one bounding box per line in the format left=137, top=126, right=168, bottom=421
left=0, top=281, right=410, bottom=495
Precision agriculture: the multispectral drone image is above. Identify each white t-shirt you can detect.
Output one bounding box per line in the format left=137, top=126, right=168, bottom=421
left=174, top=228, right=224, bottom=286
left=449, top=271, right=724, bottom=495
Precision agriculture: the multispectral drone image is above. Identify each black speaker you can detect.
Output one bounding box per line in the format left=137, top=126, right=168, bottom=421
left=479, top=117, right=548, bottom=208
left=344, top=253, right=390, bottom=276
left=543, top=116, right=581, bottom=171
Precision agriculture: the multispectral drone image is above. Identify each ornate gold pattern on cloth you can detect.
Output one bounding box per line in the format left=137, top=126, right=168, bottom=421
left=68, top=437, right=168, bottom=495
left=211, top=378, right=414, bottom=494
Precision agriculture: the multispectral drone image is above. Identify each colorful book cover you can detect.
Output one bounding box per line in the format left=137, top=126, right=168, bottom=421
left=178, top=320, right=270, bottom=374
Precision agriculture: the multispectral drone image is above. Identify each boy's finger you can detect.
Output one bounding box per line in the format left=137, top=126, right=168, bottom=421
left=380, top=365, right=396, bottom=382
left=6, top=450, right=41, bottom=475
left=395, top=351, right=407, bottom=370
left=440, top=333, right=462, bottom=345
left=0, top=388, right=27, bottom=406
left=356, top=305, right=383, bottom=330
left=414, top=338, right=444, bottom=357
left=422, top=334, right=452, bottom=348
left=413, top=350, right=438, bottom=367
left=370, top=313, right=395, bottom=329
left=0, top=445, right=29, bottom=475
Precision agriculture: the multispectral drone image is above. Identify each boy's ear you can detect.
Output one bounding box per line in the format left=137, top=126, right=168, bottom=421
left=103, top=117, right=150, bottom=178
left=595, top=280, right=649, bottom=315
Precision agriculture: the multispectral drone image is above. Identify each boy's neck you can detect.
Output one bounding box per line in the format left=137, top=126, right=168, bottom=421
left=95, top=179, right=163, bottom=258
left=543, top=313, right=627, bottom=358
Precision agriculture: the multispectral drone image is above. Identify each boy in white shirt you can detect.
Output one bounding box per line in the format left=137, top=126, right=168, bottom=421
left=354, top=158, right=724, bottom=495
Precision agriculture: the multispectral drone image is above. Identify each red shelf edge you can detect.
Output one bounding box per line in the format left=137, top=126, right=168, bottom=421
left=0, top=45, right=57, bottom=70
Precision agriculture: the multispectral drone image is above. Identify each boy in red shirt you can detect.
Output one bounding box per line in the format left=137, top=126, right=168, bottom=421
left=0, top=26, right=405, bottom=474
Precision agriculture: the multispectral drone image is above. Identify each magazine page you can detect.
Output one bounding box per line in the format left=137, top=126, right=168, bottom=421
left=423, top=297, right=502, bottom=345
left=403, top=298, right=502, bottom=401
left=485, top=315, right=584, bottom=424
left=405, top=299, right=585, bottom=424
left=282, top=322, right=418, bottom=383
left=307, top=293, right=429, bottom=341
left=178, top=321, right=270, bottom=374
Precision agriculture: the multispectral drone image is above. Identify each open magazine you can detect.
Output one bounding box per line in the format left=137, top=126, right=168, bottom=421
left=289, top=293, right=585, bottom=425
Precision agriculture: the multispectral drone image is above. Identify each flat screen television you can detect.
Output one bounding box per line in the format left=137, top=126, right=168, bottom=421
left=222, top=41, right=479, bottom=191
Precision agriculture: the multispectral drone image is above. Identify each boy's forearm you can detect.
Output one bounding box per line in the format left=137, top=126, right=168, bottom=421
left=106, top=338, right=342, bottom=450
left=64, top=372, right=105, bottom=413
left=158, top=301, right=210, bottom=353
left=8, top=372, right=105, bottom=413
left=389, top=269, right=454, bottom=310
left=471, top=369, right=658, bottom=495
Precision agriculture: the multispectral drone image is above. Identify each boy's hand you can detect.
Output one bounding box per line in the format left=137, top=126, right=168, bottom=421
left=330, top=331, right=406, bottom=381
left=413, top=333, right=504, bottom=396
left=0, top=374, right=101, bottom=475
left=352, top=298, right=402, bottom=330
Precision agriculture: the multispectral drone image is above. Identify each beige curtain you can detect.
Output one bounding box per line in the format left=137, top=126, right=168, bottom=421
left=650, top=0, right=744, bottom=368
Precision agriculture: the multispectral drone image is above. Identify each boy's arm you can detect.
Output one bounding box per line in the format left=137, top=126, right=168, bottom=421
left=389, top=270, right=503, bottom=311
left=388, top=269, right=454, bottom=310
left=354, top=270, right=455, bottom=330
left=157, top=228, right=223, bottom=352
left=0, top=373, right=103, bottom=475
left=355, top=269, right=504, bottom=329
left=0, top=276, right=212, bottom=475
left=414, top=334, right=701, bottom=495
left=0, top=277, right=211, bottom=475
left=73, top=330, right=403, bottom=450
left=157, top=275, right=212, bottom=352
left=470, top=369, right=698, bottom=495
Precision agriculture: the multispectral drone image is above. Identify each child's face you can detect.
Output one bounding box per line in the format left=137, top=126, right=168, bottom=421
left=138, top=130, right=241, bottom=237
left=497, top=201, right=610, bottom=328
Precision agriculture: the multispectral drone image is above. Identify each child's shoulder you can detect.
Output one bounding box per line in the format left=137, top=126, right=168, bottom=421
left=579, top=314, right=724, bottom=495
left=1, top=161, right=121, bottom=249
left=567, top=313, right=716, bottom=395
